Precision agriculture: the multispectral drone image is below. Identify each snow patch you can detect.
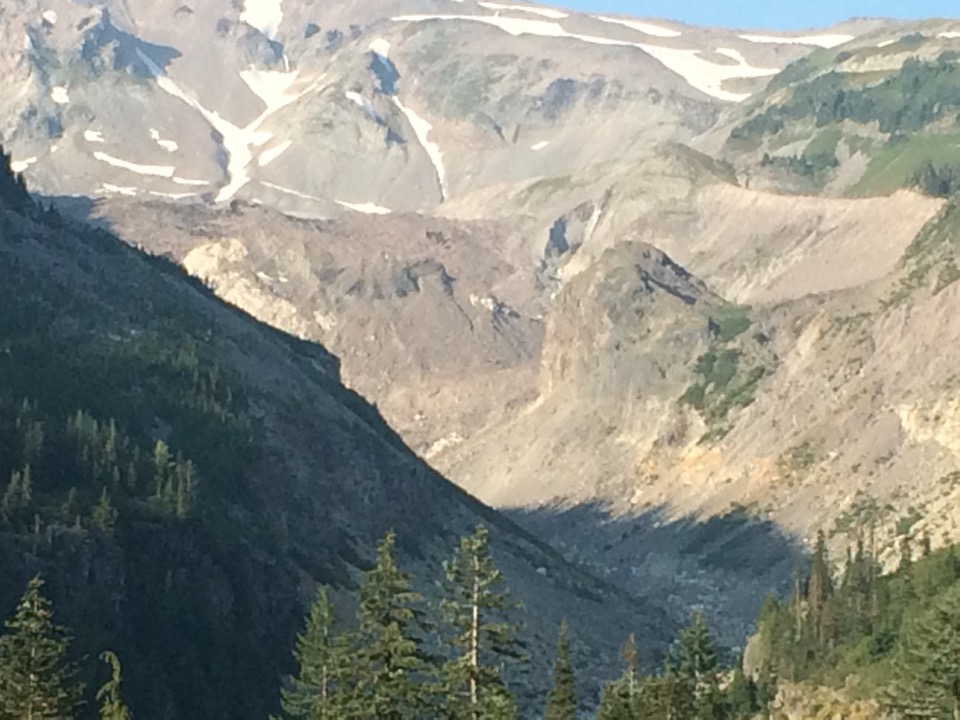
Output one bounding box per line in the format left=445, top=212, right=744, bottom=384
left=10, top=157, right=37, bottom=173
left=595, top=16, right=681, bottom=38
left=239, top=68, right=301, bottom=111
left=392, top=97, right=447, bottom=200
left=639, top=44, right=778, bottom=102
left=478, top=2, right=568, bottom=19
left=84, top=130, right=105, bottom=143
left=149, top=128, right=178, bottom=152
left=393, top=14, right=775, bottom=101
left=739, top=33, right=854, bottom=48
left=94, top=152, right=175, bottom=177
left=261, top=181, right=324, bottom=202
left=137, top=47, right=326, bottom=202
left=716, top=47, right=747, bottom=64
left=101, top=183, right=138, bottom=196
left=940, top=32, right=960, bottom=39
left=335, top=200, right=392, bottom=215
left=369, top=38, right=391, bottom=57
left=877, top=38, right=898, bottom=47
left=240, top=0, right=283, bottom=40
left=531, top=141, right=549, bottom=150
left=173, top=176, right=210, bottom=186
left=42, top=10, right=57, bottom=25
left=148, top=191, right=197, bottom=199
left=51, top=86, right=69, bottom=104
left=258, top=140, right=292, bottom=167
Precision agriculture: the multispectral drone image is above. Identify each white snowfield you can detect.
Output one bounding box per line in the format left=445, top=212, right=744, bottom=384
left=101, top=183, right=138, bottom=196
left=739, top=33, right=854, bottom=48
left=877, top=38, right=898, bottom=48
left=595, top=16, right=681, bottom=38
left=393, top=14, right=777, bottom=101
left=150, top=128, right=178, bottom=152
left=392, top=97, right=447, bottom=200
left=240, top=68, right=301, bottom=111
left=136, top=47, right=326, bottom=202
left=478, top=2, right=568, bottom=19
left=940, top=32, right=960, bottom=39
left=261, top=181, right=324, bottom=202
left=173, top=177, right=210, bottom=186
left=84, top=130, right=106, bottom=143
left=531, top=141, right=549, bottom=150
left=93, top=152, right=175, bottom=178
left=42, top=10, right=57, bottom=25
left=240, top=0, right=283, bottom=40
left=51, top=86, right=69, bottom=104
left=148, top=190, right=197, bottom=199
left=335, top=200, right=392, bottom=215
left=258, top=140, right=291, bottom=167
left=368, top=38, right=392, bottom=57
left=10, top=157, right=37, bottom=173
left=716, top=47, right=747, bottom=63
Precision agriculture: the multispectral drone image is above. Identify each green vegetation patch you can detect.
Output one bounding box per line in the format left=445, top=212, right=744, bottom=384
left=681, top=305, right=769, bottom=439
left=884, top=199, right=960, bottom=306
left=732, top=52, right=960, bottom=145
left=852, top=132, right=960, bottom=196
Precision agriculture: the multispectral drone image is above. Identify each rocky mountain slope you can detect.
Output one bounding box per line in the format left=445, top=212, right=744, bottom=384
left=1, top=0, right=882, bottom=216
left=8, top=0, right=960, bottom=661
left=0, top=157, right=672, bottom=717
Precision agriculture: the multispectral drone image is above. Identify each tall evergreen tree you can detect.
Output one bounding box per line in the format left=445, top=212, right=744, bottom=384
left=280, top=586, right=351, bottom=719
left=807, top=529, right=833, bottom=647
left=543, top=621, right=577, bottom=720
left=596, top=634, right=644, bottom=720
left=351, top=531, right=433, bottom=720
left=96, top=651, right=132, bottom=720
left=727, top=658, right=758, bottom=719
left=676, top=612, right=727, bottom=720
left=0, top=576, right=83, bottom=720
left=438, top=525, right=522, bottom=720
left=886, top=582, right=960, bottom=719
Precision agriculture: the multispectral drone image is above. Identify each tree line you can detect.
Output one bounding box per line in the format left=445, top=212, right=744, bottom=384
left=10, top=519, right=960, bottom=718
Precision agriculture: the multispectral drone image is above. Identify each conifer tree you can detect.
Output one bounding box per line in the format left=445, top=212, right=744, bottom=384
left=807, top=529, right=833, bottom=646
left=676, top=612, right=727, bottom=719
left=543, top=621, right=577, bottom=720
left=596, top=634, right=644, bottom=720
left=93, top=487, right=119, bottom=534
left=351, top=531, right=433, bottom=720
left=438, top=525, right=522, bottom=720
left=886, top=582, right=960, bottom=718
left=0, top=576, right=83, bottom=720
left=280, top=586, right=351, bottom=719
left=727, top=659, right=758, bottom=719
left=96, top=651, right=132, bottom=720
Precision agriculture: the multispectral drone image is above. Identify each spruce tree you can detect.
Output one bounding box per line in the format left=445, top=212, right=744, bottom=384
left=92, top=487, right=119, bottom=534
left=96, top=651, right=132, bottom=720
left=351, top=531, right=433, bottom=720
left=0, top=576, right=83, bottom=720
left=886, top=582, right=960, bottom=718
left=438, top=525, right=523, bottom=720
left=543, top=621, right=577, bottom=720
left=727, top=659, right=758, bottom=719
left=596, top=635, right=644, bottom=720
left=280, top=586, right=351, bottom=719
left=676, top=612, right=727, bottom=720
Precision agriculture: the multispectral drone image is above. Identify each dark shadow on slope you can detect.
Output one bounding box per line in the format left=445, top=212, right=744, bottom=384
left=79, top=9, right=182, bottom=76
left=506, top=502, right=802, bottom=652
